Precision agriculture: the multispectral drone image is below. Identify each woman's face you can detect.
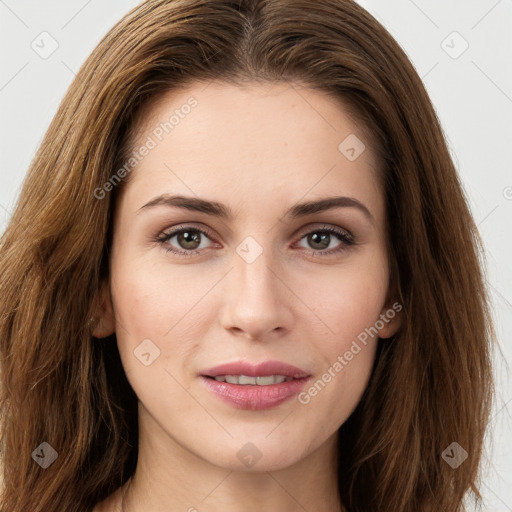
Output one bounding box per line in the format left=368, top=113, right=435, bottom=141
left=97, top=80, right=400, bottom=472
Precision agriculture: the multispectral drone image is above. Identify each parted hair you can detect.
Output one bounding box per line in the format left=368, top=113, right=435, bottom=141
left=0, top=0, right=495, bottom=511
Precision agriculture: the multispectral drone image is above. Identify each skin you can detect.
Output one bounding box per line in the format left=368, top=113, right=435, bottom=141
left=92, top=80, right=401, bottom=512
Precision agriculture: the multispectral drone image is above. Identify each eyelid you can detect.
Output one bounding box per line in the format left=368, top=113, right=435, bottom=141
left=157, top=223, right=215, bottom=240
left=156, top=222, right=355, bottom=257
left=156, top=223, right=218, bottom=249
left=294, top=222, right=353, bottom=240
left=292, top=224, right=355, bottom=255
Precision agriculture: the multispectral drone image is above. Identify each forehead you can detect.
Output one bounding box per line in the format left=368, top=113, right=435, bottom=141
left=129, top=80, right=379, bottom=164
left=120, top=80, right=383, bottom=219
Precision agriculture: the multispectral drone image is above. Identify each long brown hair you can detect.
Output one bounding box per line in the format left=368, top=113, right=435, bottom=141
left=0, top=1, right=496, bottom=510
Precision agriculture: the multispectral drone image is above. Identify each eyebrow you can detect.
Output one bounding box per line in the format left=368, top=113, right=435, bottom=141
left=138, top=194, right=374, bottom=223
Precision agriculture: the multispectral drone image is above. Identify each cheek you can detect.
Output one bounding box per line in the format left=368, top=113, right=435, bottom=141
left=303, top=254, right=389, bottom=341
left=111, top=254, right=209, bottom=338
left=109, top=252, right=226, bottom=391
left=298, top=339, right=377, bottom=435
left=109, top=257, right=202, bottom=411
left=295, top=253, right=387, bottom=410
left=295, top=268, right=385, bottom=425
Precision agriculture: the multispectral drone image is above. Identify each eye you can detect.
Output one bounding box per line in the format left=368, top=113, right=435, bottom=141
left=295, top=225, right=354, bottom=255
left=155, top=224, right=355, bottom=258
left=156, top=225, right=216, bottom=256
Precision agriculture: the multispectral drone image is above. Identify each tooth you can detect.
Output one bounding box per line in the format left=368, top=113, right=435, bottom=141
left=211, top=374, right=292, bottom=385
left=256, top=375, right=275, bottom=385
left=238, top=375, right=257, bottom=385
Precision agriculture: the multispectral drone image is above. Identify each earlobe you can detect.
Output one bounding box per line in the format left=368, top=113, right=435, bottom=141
left=377, top=301, right=403, bottom=339
left=91, top=281, right=115, bottom=338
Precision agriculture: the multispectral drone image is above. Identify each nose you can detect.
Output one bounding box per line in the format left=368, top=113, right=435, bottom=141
left=219, top=246, right=294, bottom=341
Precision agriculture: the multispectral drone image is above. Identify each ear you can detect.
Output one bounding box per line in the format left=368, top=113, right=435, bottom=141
left=91, top=280, right=115, bottom=338
left=376, top=299, right=403, bottom=339
left=377, top=262, right=403, bottom=339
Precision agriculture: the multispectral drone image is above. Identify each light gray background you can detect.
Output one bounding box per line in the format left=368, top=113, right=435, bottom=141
left=0, top=0, right=511, bottom=509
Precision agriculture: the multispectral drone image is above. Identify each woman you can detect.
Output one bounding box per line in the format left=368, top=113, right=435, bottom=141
left=0, top=0, right=495, bottom=511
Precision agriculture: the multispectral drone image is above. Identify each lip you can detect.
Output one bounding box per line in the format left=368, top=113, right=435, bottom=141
left=200, top=360, right=311, bottom=411
left=200, top=360, right=310, bottom=379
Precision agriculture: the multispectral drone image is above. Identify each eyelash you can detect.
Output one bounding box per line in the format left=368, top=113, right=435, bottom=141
left=155, top=224, right=355, bottom=258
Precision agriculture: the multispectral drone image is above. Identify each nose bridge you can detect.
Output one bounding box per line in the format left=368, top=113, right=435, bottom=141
left=233, top=236, right=280, bottom=306
left=220, top=234, right=292, bottom=338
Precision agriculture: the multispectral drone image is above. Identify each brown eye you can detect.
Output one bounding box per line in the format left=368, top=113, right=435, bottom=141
left=296, top=227, right=354, bottom=255
left=176, top=230, right=202, bottom=250
left=157, top=226, right=215, bottom=256
left=307, top=232, right=331, bottom=250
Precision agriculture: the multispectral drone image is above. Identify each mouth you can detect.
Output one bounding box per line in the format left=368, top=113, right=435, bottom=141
left=200, top=359, right=310, bottom=379
left=204, top=374, right=295, bottom=385
left=199, top=360, right=311, bottom=410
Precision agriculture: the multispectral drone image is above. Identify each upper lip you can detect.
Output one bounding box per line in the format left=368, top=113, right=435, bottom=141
left=201, top=360, right=310, bottom=379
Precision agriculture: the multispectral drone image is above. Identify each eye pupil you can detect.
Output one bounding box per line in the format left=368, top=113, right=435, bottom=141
left=164, top=227, right=347, bottom=256
left=178, top=230, right=201, bottom=249
left=309, top=232, right=330, bottom=250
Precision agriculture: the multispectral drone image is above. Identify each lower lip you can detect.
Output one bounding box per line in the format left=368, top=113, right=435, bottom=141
left=200, top=376, right=310, bottom=410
